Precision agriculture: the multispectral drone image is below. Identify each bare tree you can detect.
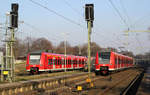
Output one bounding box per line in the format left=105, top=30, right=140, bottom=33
left=30, top=37, right=53, bottom=52
left=13, top=38, right=26, bottom=58
left=55, top=41, right=72, bottom=54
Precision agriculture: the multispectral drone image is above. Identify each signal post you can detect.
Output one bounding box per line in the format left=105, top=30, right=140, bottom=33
left=85, top=4, right=94, bottom=88
left=1, top=3, right=19, bottom=82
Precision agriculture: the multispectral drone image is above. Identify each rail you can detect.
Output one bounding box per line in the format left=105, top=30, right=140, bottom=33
left=120, top=70, right=144, bottom=95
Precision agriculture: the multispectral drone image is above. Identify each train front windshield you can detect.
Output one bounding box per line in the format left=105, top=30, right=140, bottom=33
left=29, top=55, right=40, bottom=65
left=98, top=52, right=110, bottom=64
left=99, top=52, right=110, bottom=59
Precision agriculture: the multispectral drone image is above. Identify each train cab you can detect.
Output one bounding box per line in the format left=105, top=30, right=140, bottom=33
left=95, top=51, right=111, bottom=75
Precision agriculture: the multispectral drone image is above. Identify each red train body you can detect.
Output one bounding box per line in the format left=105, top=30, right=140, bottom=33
left=95, top=51, right=134, bottom=75
left=26, top=52, right=87, bottom=74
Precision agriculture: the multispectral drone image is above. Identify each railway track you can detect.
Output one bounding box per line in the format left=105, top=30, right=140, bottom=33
left=67, top=68, right=142, bottom=95
left=0, top=67, right=142, bottom=95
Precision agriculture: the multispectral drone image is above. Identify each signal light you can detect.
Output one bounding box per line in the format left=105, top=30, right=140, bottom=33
left=10, top=3, right=19, bottom=28
left=11, top=3, right=18, bottom=12
left=85, top=4, right=94, bottom=21
left=10, top=11, right=18, bottom=28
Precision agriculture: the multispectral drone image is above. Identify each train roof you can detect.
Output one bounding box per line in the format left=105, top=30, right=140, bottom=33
left=111, top=51, right=133, bottom=59
left=29, top=51, right=87, bottom=58
left=97, top=51, right=133, bottom=59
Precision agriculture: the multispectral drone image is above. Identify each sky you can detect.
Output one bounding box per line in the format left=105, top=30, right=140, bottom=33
left=0, top=0, right=150, bottom=55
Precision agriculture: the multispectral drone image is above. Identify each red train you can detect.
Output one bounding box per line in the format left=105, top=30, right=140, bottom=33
left=26, top=52, right=87, bottom=74
left=95, top=51, right=134, bottom=75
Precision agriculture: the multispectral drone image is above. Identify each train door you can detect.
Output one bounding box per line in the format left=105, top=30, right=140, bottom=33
left=125, top=58, right=127, bottom=67
left=68, top=58, right=71, bottom=69
left=118, top=57, right=120, bottom=69
left=75, top=58, right=78, bottom=68
left=61, top=57, right=65, bottom=69
left=62, top=57, right=65, bottom=69
left=53, top=57, right=58, bottom=70
left=81, top=58, right=84, bottom=67
left=121, top=57, right=123, bottom=68
left=59, top=57, right=62, bottom=69
left=114, top=56, right=117, bottom=69
left=79, top=58, right=82, bottom=68
left=55, top=57, right=59, bottom=69
left=47, top=57, right=53, bottom=70
left=57, top=57, right=61, bottom=69
left=73, top=58, right=76, bottom=69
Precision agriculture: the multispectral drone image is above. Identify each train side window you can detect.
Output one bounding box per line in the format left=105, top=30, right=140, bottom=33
left=120, top=58, right=122, bottom=64
left=79, top=59, right=81, bottom=64
left=64, top=59, right=65, bottom=64
left=69, top=59, right=71, bottom=65
left=119, top=58, right=121, bottom=64
left=71, top=59, right=73, bottom=64
left=68, top=59, right=70, bottom=65
left=57, top=59, right=60, bottom=65
left=129, top=60, right=131, bottom=64
left=55, top=59, right=58, bottom=65
left=48, top=58, right=53, bottom=65
left=62, top=59, right=64, bottom=64
left=76, top=59, right=78, bottom=64
left=53, top=58, right=55, bottom=64
left=115, top=57, right=117, bottom=64
left=82, top=59, right=84, bottom=65
left=73, top=59, right=76, bottom=64
left=67, top=59, right=69, bottom=65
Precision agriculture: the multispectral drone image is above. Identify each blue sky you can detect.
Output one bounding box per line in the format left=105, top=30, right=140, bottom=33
left=0, top=0, right=150, bottom=55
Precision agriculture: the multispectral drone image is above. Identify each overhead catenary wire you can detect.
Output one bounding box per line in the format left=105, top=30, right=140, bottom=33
left=29, top=0, right=83, bottom=28
left=63, top=0, right=82, bottom=16
left=108, top=0, right=129, bottom=28
left=119, top=0, right=132, bottom=28
left=29, top=0, right=129, bottom=52
left=19, top=21, right=61, bottom=44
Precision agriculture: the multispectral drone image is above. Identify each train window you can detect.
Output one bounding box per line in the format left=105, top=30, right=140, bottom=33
left=62, top=59, right=64, bottom=64
left=73, top=59, right=76, bottom=64
left=79, top=59, right=81, bottom=64
left=29, top=55, right=40, bottom=65
left=129, top=60, right=131, bottom=64
left=64, top=59, right=65, bottom=64
left=127, top=60, right=129, bottom=64
left=118, top=58, right=120, bottom=64
left=120, top=58, right=122, bottom=64
left=82, top=60, right=84, bottom=64
left=98, top=52, right=110, bottom=59
left=115, top=57, right=117, bottom=64
left=55, top=59, right=58, bottom=65
left=125, top=59, right=127, bottom=64
left=60, top=59, right=61, bottom=64
left=57, top=59, right=59, bottom=65
left=68, top=59, right=71, bottom=65
left=48, top=59, right=53, bottom=65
